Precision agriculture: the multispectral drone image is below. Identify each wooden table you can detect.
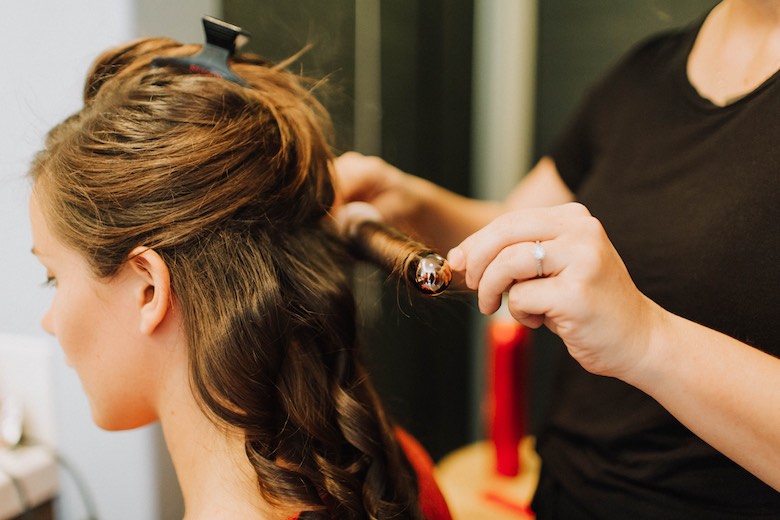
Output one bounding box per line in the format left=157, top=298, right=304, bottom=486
left=435, top=437, right=540, bottom=520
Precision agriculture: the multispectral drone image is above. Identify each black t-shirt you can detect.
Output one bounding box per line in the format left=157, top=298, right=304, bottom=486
left=537, top=19, right=780, bottom=519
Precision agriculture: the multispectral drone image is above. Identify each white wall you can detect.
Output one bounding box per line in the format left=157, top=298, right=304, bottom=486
left=468, top=0, right=538, bottom=439
left=0, top=1, right=215, bottom=518
left=472, top=0, right=538, bottom=200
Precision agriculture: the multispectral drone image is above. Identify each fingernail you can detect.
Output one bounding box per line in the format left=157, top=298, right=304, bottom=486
left=447, top=247, right=465, bottom=271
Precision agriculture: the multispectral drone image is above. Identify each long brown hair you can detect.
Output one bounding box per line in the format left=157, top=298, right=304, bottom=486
left=31, top=37, right=424, bottom=519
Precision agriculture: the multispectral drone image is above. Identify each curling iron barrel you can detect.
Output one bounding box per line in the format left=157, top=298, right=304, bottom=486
left=336, top=202, right=452, bottom=295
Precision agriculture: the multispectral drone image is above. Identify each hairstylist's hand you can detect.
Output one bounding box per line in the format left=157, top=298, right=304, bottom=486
left=333, top=152, right=416, bottom=228
left=448, top=202, right=667, bottom=380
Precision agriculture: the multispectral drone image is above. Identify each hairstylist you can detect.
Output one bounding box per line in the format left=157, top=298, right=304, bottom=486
left=335, top=1, right=780, bottom=518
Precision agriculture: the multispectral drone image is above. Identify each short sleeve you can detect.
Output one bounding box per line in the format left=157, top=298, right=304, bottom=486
left=546, top=27, right=696, bottom=194
left=547, top=92, right=597, bottom=194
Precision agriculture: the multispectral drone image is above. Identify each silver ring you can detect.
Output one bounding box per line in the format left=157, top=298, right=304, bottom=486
left=533, top=240, right=545, bottom=278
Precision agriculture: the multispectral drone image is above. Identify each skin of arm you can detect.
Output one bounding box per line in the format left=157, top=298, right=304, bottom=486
left=628, top=312, right=780, bottom=492
left=333, top=153, right=573, bottom=254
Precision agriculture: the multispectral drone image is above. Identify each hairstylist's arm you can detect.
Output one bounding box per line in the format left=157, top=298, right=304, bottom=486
left=334, top=151, right=500, bottom=252
left=448, top=202, right=780, bottom=491
left=334, top=152, right=573, bottom=253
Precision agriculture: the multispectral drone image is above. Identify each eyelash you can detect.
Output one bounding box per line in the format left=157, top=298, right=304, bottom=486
left=42, top=276, right=57, bottom=288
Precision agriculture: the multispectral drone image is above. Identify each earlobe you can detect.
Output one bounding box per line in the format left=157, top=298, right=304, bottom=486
left=128, top=247, right=172, bottom=336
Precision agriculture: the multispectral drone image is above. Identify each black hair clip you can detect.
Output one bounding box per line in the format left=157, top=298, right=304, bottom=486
left=151, top=16, right=250, bottom=86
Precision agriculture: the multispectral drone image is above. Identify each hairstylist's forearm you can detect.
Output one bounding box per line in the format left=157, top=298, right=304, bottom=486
left=626, top=312, right=780, bottom=491
left=334, top=153, right=573, bottom=254
left=334, top=151, right=501, bottom=252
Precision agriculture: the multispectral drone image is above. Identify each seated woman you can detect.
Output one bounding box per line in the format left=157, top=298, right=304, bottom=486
left=28, top=18, right=451, bottom=520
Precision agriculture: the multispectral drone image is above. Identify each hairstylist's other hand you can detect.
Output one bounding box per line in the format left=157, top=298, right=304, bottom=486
left=334, top=152, right=416, bottom=229
left=448, top=202, right=667, bottom=381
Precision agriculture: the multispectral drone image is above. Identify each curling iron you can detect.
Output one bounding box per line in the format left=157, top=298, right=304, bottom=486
left=336, top=202, right=452, bottom=295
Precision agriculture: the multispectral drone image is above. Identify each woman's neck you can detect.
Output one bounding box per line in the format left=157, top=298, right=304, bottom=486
left=157, top=367, right=293, bottom=519
left=688, top=0, right=780, bottom=106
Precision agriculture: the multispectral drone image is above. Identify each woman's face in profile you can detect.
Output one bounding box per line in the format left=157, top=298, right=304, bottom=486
left=29, top=192, right=162, bottom=431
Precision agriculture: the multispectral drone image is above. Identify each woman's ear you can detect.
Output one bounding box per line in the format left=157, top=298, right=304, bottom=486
left=127, top=246, right=172, bottom=336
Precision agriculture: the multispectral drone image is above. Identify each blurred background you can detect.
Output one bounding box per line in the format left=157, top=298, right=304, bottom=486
left=0, top=0, right=717, bottom=518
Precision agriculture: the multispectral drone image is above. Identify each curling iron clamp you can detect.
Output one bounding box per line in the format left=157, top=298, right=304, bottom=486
left=336, top=202, right=452, bottom=295
left=151, top=16, right=250, bottom=86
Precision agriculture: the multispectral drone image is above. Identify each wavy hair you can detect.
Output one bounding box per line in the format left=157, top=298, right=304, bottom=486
left=30, top=37, right=423, bottom=519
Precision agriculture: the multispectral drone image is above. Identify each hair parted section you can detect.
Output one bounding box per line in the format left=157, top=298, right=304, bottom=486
left=30, top=37, right=424, bottom=518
